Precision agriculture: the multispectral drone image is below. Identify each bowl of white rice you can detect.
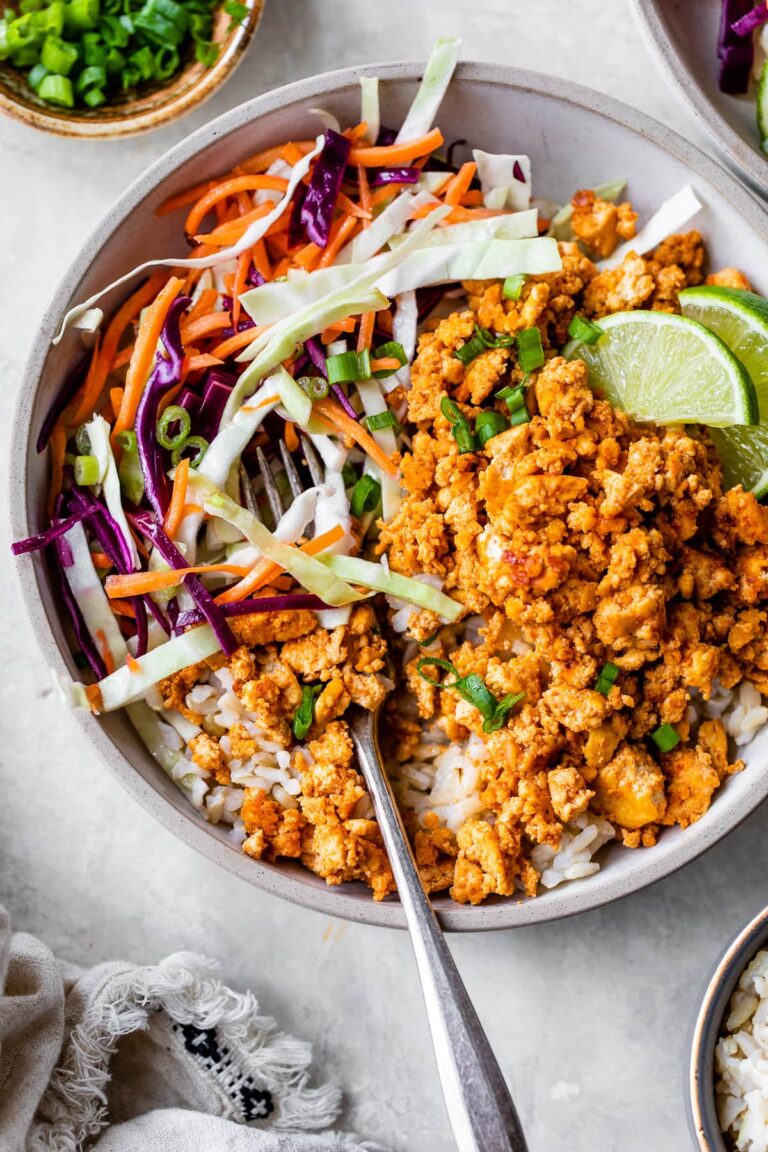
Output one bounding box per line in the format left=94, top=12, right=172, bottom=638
left=690, top=904, right=768, bottom=1151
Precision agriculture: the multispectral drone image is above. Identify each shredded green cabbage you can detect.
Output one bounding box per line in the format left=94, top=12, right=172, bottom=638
left=319, top=555, right=463, bottom=621
left=395, top=37, right=460, bottom=143
left=86, top=624, right=222, bottom=712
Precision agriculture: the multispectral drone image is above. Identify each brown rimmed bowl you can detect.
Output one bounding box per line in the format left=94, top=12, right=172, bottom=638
left=9, top=61, right=768, bottom=930
left=689, top=904, right=768, bottom=1150
left=0, top=0, right=263, bottom=138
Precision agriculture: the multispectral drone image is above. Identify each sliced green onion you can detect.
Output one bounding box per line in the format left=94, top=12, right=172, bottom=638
left=651, top=723, right=680, bottom=753
left=74, top=453, right=100, bottom=486
left=40, top=31, right=78, bottom=72
left=459, top=673, right=498, bottom=720
left=508, top=406, right=530, bottom=427
left=65, top=0, right=99, bottom=31
left=83, top=84, right=105, bottom=105
left=36, top=1, right=66, bottom=32
left=37, top=72, right=74, bottom=105
left=27, top=60, right=48, bottom=86
left=326, top=349, right=371, bottom=385
left=441, top=395, right=476, bottom=455
left=153, top=42, right=177, bottom=76
left=193, top=38, right=218, bottom=66
left=116, top=429, right=144, bottom=505
left=363, top=410, right=399, bottom=433
left=297, top=375, right=329, bottom=400
left=75, top=424, right=91, bottom=454
left=516, top=327, right=545, bottom=372
left=341, top=462, right=358, bottom=489
left=475, top=410, right=508, bottom=447
left=567, top=314, right=603, bottom=346
left=99, top=11, right=128, bottom=42
left=595, top=661, right=619, bottom=696
left=19, top=0, right=45, bottom=13
left=172, top=435, right=208, bottom=469
left=81, top=30, right=104, bottom=62
left=456, top=324, right=515, bottom=366
left=103, top=43, right=124, bottom=71
left=223, top=0, right=247, bottom=25
left=156, top=404, right=191, bottom=451
left=483, top=690, right=525, bottom=733
left=350, top=474, right=381, bottom=518
left=128, top=42, right=153, bottom=78
left=372, top=340, right=407, bottom=377
left=76, top=62, right=105, bottom=90
left=133, top=0, right=188, bottom=45
left=502, top=274, right=526, bottom=300
left=292, top=683, right=323, bottom=740
left=417, top=656, right=460, bottom=687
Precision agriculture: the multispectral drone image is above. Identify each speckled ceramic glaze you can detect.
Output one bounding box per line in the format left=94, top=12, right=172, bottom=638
left=689, top=904, right=768, bottom=1150
left=9, top=63, right=768, bottom=930
left=630, top=0, right=768, bottom=199
left=0, top=0, right=263, bottom=138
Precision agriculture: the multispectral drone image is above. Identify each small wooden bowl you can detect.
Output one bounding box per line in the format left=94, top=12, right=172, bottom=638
left=0, top=0, right=263, bottom=138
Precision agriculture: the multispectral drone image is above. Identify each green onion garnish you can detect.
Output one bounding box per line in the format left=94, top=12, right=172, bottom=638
left=516, top=327, right=545, bottom=372
left=156, top=404, right=191, bottom=451
left=40, top=32, right=77, bottom=73
left=194, top=38, right=218, bottom=66
left=66, top=0, right=99, bottom=30
left=455, top=324, right=515, bottom=367
left=37, top=71, right=73, bottom=104
left=341, top=461, right=358, bottom=489
left=502, top=274, right=526, bottom=301
left=350, top=474, right=382, bottom=519
left=507, top=407, right=531, bottom=427
left=326, top=349, right=371, bottom=385
left=116, top=429, right=144, bottom=505
left=172, top=435, right=208, bottom=469
left=595, top=661, right=619, bottom=696
left=417, top=657, right=525, bottom=732
left=441, top=396, right=476, bottom=454
left=223, top=0, right=247, bottom=26
left=475, top=410, right=508, bottom=448
left=650, top=723, right=680, bottom=753
left=27, top=60, right=48, bottom=87
left=77, top=62, right=106, bottom=91
left=297, top=375, right=330, bottom=400
left=292, top=683, right=323, bottom=740
left=74, top=454, right=100, bottom=486
left=567, top=314, right=604, bottom=346
left=363, top=410, right=399, bottom=433
left=371, top=340, right=407, bottom=378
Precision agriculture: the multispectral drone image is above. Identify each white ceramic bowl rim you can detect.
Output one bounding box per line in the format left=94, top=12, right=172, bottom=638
left=630, top=0, right=768, bottom=199
left=9, top=60, right=768, bottom=931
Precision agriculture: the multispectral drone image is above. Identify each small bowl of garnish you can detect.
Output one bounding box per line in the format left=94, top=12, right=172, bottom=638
left=690, top=904, right=768, bottom=1150
left=0, top=0, right=263, bottom=137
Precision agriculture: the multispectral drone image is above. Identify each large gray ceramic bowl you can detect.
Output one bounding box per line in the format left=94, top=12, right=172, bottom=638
left=689, top=904, right=768, bottom=1150
left=631, top=0, right=768, bottom=199
left=9, top=62, right=768, bottom=931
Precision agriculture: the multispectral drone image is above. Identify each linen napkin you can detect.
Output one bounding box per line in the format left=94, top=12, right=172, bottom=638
left=0, top=905, right=375, bottom=1152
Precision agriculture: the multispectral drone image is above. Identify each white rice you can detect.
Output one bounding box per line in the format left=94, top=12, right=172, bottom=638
left=715, top=950, right=768, bottom=1148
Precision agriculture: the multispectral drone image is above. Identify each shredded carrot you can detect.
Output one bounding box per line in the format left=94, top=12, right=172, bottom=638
left=209, top=325, right=266, bottom=360
left=111, top=345, right=134, bottom=371
left=370, top=183, right=411, bottom=207
left=105, top=561, right=252, bottom=599
left=294, top=241, right=323, bottom=271
left=85, top=684, right=104, bottom=712
left=461, top=189, right=484, bottom=207
left=317, top=215, right=357, bottom=268
left=109, top=387, right=124, bottom=421
left=185, top=288, right=218, bottom=324
left=181, top=502, right=199, bottom=518
left=255, top=393, right=279, bottom=409
left=284, top=421, right=299, bottom=453
left=314, top=396, right=398, bottom=477
left=281, top=141, right=303, bottom=165
left=126, top=653, right=142, bottom=673
left=184, top=352, right=224, bottom=373
left=194, top=203, right=272, bottom=247
left=94, top=629, right=116, bottom=675
left=90, top=551, right=113, bottom=569
left=321, top=316, right=356, bottom=342
left=183, top=312, right=232, bottom=342
left=184, top=175, right=289, bottom=237
left=240, top=140, right=314, bottom=173
left=216, top=524, right=345, bottom=604
left=271, top=256, right=292, bottom=279
left=444, top=161, right=477, bottom=206
left=357, top=165, right=372, bottom=221
left=251, top=238, right=271, bottom=281
left=336, top=191, right=371, bottom=220
left=66, top=338, right=103, bottom=427
left=377, top=309, right=393, bottom=335
left=356, top=311, right=375, bottom=353
left=47, top=424, right=67, bottom=520
left=157, top=178, right=219, bottom=216
left=343, top=121, right=369, bottom=143
left=369, top=356, right=401, bottom=374
left=113, top=277, right=184, bottom=444
left=163, top=457, right=190, bottom=538
left=232, top=248, right=252, bottom=327
left=110, top=600, right=136, bottom=619
left=348, top=128, right=444, bottom=168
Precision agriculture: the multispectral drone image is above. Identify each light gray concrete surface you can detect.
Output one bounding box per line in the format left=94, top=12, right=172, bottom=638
left=1, top=3, right=765, bottom=1149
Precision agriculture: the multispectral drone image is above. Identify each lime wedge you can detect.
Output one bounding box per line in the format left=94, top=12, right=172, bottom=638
left=681, top=284, right=768, bottom=496
left=563, top=310, right=758, bottom=428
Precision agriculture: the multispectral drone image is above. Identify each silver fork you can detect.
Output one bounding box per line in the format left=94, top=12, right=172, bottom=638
left=248, top=439, right=529, bottom=1152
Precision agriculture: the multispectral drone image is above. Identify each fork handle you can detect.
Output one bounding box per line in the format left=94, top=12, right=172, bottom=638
left=350, top=720, right=529, bottom=1152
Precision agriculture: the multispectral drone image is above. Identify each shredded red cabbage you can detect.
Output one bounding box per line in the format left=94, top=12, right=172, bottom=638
left=370, top=167, right=420, bottom=187
left=331, top=384, right=359, bottom=420
left=36, top=354, right=88, bottom=453
left=719, top=0, right=755, bottom=91
left=11, top=508, right=91, bottom=555
left=173, top=593, right=330, bottom=631
left=376, top=126, right=397, bottom=146
left=135, top=294, right=189, bottom=519
left=247, top=265, right=265, bottom=288
left=305, top=336, right=328, bottom=377
left=288, top=182, right=308, bottom=248
left=54, top=532, right=108, bottom=679
left=512, top=160, right=526, bottom=183
left=177, top=387, right=202, bottom=418
left=733, top=2, right=768, bottom=35
left=300, top=129, right=351, bottom=248
left=131, top=512, right=239, bottom=656
left=197, top=369, right=236, bottom=440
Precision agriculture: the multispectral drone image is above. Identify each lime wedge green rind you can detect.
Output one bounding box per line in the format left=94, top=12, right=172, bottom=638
left=563, top=309, right=759, bottom=429
left=680, top=284, right=768, bottom=497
